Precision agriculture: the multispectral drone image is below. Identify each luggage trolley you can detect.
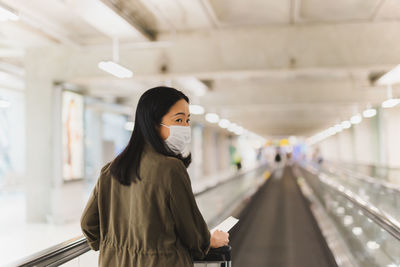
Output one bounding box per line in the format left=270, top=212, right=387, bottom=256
left=193, top=246, right=232, bottom=267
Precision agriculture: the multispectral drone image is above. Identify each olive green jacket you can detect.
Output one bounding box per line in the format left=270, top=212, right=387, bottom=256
left=80, top=143, right=211, bottom=266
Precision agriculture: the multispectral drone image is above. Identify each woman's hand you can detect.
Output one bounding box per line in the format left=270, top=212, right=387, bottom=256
left=210, top=230, right=229, bottom=248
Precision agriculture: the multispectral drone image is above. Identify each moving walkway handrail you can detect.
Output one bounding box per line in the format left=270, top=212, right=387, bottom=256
left=329, top=160, right=400, bottom=171
left=304, top=165, right=400, bottom=242
left=323, top=162, right=400, bottom=193
left=10, top=236, right=90, bottom=267
left=11, top=236, right=231, bottom=267
left=7, top=164, right=268, bottom=267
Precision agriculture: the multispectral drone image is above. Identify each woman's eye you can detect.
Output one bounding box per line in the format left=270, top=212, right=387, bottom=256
left=176, top=119, right=182, bottom=123
left=187, top=119, right=190, bottom=123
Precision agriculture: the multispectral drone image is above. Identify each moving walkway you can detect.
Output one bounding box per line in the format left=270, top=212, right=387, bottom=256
left=8, top=163, right=400, bottom=267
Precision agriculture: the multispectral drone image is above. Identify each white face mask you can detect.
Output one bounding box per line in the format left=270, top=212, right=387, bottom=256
left=160, top=123, right=191, bottom=156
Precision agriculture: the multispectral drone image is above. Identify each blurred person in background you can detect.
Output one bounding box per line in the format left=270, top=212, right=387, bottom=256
left=80, top=87, right=229, bottom=267
left=274, top=147, right=282, bottom=167
left=312, top=147, right=324, bottom=169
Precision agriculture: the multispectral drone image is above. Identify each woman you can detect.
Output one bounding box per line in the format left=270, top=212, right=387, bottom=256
left=81, top=86, right=229, bottom=267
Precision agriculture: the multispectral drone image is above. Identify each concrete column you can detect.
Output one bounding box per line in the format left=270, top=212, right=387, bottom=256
left=216, top=132, right=230, bottom=172
left=376, top=107, right=386, bottom=166
left=25, top=46, right=83, bottom=223
left=202, top=126, right=218, bottom=176
left=84, top=107, right=104, bottom=183
left=188, top=123, right=203, bottom=181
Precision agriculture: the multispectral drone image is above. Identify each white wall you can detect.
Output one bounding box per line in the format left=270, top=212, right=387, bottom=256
left=337, top=128, right=354, bottom=162
left=316, top=105, right=400, bottom=168
left=353, top=117, right=375, bottom=164
left=382, top=106, right=400, bottom=167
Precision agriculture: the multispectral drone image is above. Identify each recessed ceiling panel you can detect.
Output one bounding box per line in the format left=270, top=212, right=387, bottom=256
left=209, top=0, right=290, bottom=25
left=300, top=0, right=380, bottom=22
left=375, top=0, right=400, bottom=20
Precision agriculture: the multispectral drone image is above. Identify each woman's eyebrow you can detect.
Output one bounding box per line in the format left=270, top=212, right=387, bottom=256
left=172, top=112, right=187, bottom=116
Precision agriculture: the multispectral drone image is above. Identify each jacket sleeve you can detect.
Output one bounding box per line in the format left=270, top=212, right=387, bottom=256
left=80, top=181, right=100, bottom=251
left=168, top=161, right=211, bottom=259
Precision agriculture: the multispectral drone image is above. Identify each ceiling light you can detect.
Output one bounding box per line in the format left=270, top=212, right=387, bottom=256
left=382, top=98, right=400, bottom=108
left=98, top=38, right=133, bottom=78
left=0, top=99, right=11, bottom=108
left=189, top=104, right=204, bottom=115
left=350, top=114, right=362, bottom=124
left=327, top=127, right=336, bottom=136
left=228, top=123, right=237, bottom=132
left=363, top=108, right=377, bottom=118
left=376, top=64, right=400, bottom=85
left=234, top=126, right=244, bottom=135
left=381, top=84, right=400, bottom=108
left=205, top=113, right=219, bottom=123
left=177, top=77, right=207, bottom=96
left=218, top=119, right=230, bottom=128
left=98, top=61, right=133, bottom=78
left=0, top=5, right=19, bottom=22
left=124, top=121, right=134, bottom=131
left=334, top=124, right=343, bottom=133
left=341, top=120, right=351, bottom=129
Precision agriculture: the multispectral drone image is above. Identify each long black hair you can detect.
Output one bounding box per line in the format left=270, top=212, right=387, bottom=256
left=110, top=86, right=192, bottom=186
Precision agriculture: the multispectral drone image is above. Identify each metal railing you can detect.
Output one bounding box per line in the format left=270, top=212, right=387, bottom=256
left=324, top=162, right=400, bottom=192
left=300, top=164, right=400, bottom=266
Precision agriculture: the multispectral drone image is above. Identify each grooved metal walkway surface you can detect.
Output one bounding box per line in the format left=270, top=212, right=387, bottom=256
left=230, top=166, right=338, bottom=267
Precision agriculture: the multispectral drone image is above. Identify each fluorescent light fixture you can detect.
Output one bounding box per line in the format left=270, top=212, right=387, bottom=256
left=327, top=127, right=336, bottom=136
left=341, top=120, right=351, bottom=129
left=205, top=113, right=219, bottom=123
left=177, top=77, right=207, bottom=96
left=350, top=114, right=362, bottom=124
left=0, top=99, right=11, bottom=108
left=69, top=0, right=144, bottom=39
left=363, top=108, right=377, bottom=118
left=234, top=126, right=244, bottom=135
left=227, top=123, right=236, bottom=132
left=377, top=64, right=400, bottom=85
left=382, top=98, right=400, bottom=108
left=189, top=104, right=204, bottom=115
left=124, top=121, right=134, bottom=131
left=0, top=5, right=19, bottom=22
left=218, top=119, right=230, bottom=128
left=98, top=61, right=133, bottom=78
left=334, top=124, right=343, bottom=133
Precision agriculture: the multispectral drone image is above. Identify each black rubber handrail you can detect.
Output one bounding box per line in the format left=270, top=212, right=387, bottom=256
left=10, top=236, right=231, bottom=267
left=8, top=236, right=90, bottom=267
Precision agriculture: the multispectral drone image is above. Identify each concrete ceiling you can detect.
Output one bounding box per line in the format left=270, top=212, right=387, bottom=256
left=2, top=0, right=400, bottom=138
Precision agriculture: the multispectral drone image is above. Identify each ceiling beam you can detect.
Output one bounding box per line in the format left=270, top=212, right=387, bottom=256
left=61, top=21, right=400, bottom=80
